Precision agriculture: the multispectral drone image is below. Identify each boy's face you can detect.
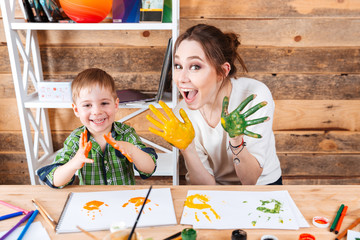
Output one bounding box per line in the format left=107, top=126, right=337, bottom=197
left=72, top=86, right=119, bottom=137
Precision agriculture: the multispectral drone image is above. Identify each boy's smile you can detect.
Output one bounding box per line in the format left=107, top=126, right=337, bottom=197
left=72, top=86, right=119, bottom=138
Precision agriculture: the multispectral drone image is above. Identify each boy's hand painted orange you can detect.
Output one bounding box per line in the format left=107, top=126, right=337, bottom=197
left=104, top=133, right=133, bottom=163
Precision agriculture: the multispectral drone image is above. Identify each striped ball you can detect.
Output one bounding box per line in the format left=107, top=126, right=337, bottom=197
left=59, top=0, right=112, bottom=23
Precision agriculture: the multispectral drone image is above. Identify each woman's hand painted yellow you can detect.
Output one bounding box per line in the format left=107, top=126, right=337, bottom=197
left=146, top=100, right=195, bottom=150
left=221, top=94, right=269, bottom=138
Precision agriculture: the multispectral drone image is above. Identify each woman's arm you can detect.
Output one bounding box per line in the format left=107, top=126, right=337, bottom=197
left=229, top=136, right=262, bottom=185
left=181, top=142, right=216, bottom=185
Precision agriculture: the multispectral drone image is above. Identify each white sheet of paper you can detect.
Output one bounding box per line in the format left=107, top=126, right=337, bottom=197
left=347, top=230, right=360, bottom=240
left=284, top=191, right=309, bottom=228
left=181, top=190, right=306, bottom=230
left=0, top=221, right=50, bottom=240
left=56, top=188, right=176, bottom=233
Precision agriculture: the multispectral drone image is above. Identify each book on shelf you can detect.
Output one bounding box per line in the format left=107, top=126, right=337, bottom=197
left=39, top=0, right=64, bottom=22
left=117, top=38, right=172, bottom=104
left=140, top=0, right=164, bottom=22
left=112, top=0, right=141, bottom=23
left=27, top=0, right=48, bottom=22
left=162, top=0, right=171, bottom=23
left=21, top=0, right=35, bottom=22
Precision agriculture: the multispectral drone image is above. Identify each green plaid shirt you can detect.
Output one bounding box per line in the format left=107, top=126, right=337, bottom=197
left=40, top=122, right=157, bottom=188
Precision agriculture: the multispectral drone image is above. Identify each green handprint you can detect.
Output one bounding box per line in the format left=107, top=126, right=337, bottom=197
left=221, top=94, right=269, bottom=138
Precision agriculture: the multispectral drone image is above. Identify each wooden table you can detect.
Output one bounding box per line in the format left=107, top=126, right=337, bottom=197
left=1, top=185, right=360, bottom=240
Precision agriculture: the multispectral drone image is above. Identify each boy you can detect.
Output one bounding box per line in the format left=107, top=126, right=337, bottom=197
left=37, top=68, right=157, bottom=188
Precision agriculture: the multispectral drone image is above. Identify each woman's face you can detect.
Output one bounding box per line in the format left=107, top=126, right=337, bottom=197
left=174, top=39, right=222, bottom=110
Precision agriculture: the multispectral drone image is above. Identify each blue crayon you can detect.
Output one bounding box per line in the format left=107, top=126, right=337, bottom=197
left=17, top=210, right=39, bottom=240
left=0, top=211, right=23, bottom=221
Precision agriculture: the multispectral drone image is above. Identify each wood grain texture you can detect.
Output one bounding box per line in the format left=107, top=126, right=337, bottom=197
left=2, top=0, right=360, bottom=19
left=2, top=46, right=360, bottom=74
left=179, top=0, right=360, bottom=18
left=180, top=19, right=360, bottom=47
left=1, top=185, right=360, bottom=239
left=3, top=19, right=360, bottom=47
left=2, top=73, right=360, bottom=100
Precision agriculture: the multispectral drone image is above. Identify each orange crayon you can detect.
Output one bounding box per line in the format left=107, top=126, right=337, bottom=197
left=334, top=205, right=348, bottom=234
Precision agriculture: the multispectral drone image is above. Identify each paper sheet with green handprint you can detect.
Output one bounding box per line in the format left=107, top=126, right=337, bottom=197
left=180, top=190, right=308, bottom=230
left=221, top=94, right=269, bottom=138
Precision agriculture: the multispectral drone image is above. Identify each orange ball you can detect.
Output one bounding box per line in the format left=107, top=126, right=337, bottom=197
left=59, top=0, right=112, bottom=23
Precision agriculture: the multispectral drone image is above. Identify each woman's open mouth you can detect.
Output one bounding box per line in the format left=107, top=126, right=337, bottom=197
left=183, top=89, right=198, bottom=101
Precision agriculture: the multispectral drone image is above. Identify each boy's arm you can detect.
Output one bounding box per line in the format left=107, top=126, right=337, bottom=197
left=104, top=133, right=156, bottom=174
left=53, top=130, right=94, bottom=187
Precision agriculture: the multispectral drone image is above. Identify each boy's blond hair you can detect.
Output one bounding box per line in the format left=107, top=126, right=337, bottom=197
left=71, top=68, right=117, bottom=103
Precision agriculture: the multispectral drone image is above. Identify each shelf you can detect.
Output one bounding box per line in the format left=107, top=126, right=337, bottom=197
left=23, top=93, right=174, bottom=109
left=10, top=19, right=175, bottom=31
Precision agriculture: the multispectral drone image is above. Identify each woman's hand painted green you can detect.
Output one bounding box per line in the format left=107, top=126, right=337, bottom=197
left=221, top=94, right=269, bottom=138
left=146, top=100, right=195, bottom=150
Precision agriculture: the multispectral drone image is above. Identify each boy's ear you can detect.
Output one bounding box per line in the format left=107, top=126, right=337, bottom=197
left=115, top=98, right=119, bottom=110
left=72, top=103, right=80, bottom=117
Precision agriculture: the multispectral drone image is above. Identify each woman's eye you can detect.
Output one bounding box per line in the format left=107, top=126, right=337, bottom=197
left=190, top=65, right=200, bottom=70
left=174, top=64, right=182, bottom=69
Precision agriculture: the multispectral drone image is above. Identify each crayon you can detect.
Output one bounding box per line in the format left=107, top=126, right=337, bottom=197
left=0, top=200, right=29, bottom=214
left=334, top=205, right=348, bottom=234
left=0, top=211, right=33, bottom=240
left=0, top=211, right=23, bottom=221
left=17, top=210, right=39, bottom=240
left=330, top=204, right=344, bottom=232
left=335, top=217, right=360, bottom=240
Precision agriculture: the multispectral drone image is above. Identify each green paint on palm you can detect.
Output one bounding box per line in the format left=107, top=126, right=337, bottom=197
left=221, top=94, right=269, bottom=138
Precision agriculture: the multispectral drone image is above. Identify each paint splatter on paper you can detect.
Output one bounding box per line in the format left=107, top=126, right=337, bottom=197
left=81, top=200, right=109, bottom=220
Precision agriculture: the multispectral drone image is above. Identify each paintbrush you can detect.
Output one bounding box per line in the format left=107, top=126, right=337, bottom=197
left=128, top=186, right=152, bottom=240
left=76, top=225, right=99, bottom=240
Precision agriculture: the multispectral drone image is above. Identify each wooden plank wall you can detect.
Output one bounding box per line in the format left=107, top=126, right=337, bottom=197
left=1, top=0, right=359, bottom=185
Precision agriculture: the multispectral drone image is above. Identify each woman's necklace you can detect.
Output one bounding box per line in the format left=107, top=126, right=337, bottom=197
left=200, top=81, right=232, bottom=128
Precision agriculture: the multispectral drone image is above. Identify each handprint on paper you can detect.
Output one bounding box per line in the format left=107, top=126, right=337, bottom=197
left=122, top=197, right=158, bottom=214
left=81, top=200, right=109, bottom=220
left=184, top=194, right=220, bottom=222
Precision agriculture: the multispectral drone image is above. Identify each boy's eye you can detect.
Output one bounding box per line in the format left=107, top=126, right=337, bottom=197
left=101, top=102, right=110, bottom=105
left=83, top=104, right=91, bottom=108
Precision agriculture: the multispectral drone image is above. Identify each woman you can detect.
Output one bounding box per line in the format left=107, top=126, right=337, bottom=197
left=147, top=24, right=282, bottom=185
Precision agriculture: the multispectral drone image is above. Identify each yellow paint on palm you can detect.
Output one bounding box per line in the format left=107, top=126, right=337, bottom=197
left=184, top=194, right=220, bottom=222
left=147, top=101, right=195, bottom=150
